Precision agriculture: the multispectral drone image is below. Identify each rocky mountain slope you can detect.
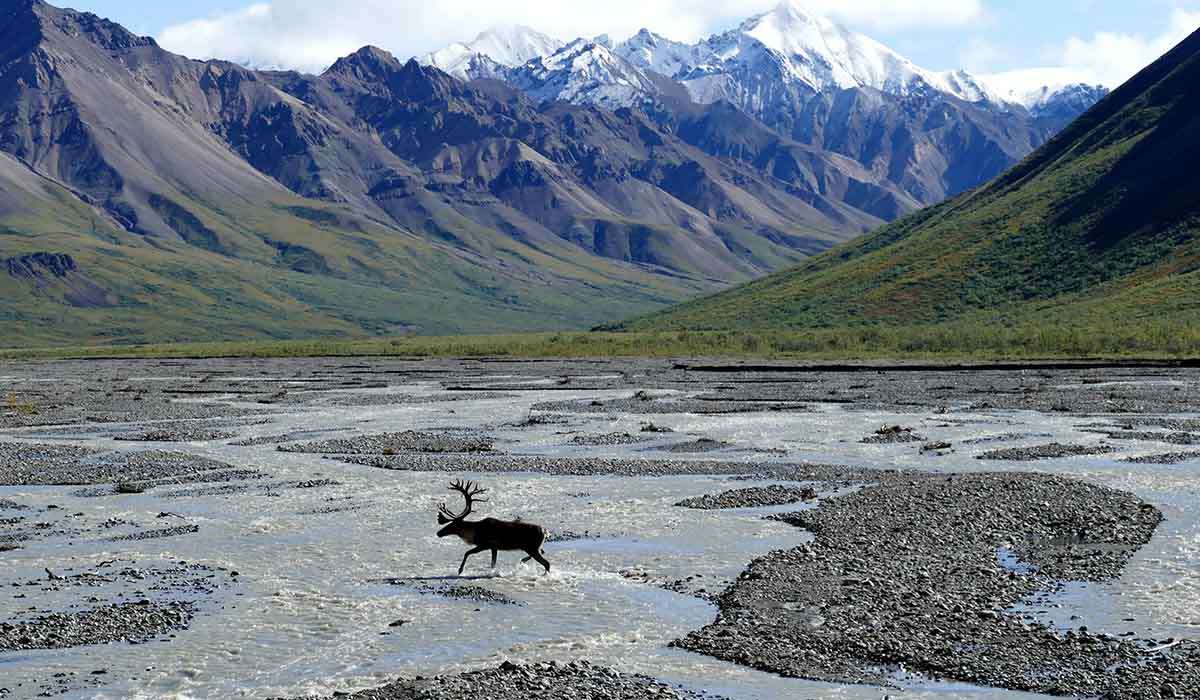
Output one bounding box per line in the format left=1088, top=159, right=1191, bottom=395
left=0, top=0, right=915, bottom=345
left=423, top=1, right=1109, bottom=214
left=623, top=27, right=1200, bottom=331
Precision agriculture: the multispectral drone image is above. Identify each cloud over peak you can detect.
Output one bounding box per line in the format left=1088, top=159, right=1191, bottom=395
left=980, top=7, right=1200, bottom=101
left=157, top=0, right=985, bottom=74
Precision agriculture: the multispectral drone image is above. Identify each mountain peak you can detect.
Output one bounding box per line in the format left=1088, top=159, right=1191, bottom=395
left=614, top=29, right=695, bottom=79
left=471, top=23, right=553, bottom=46
left=15, top=0, right=157, bottom=53
left=422, top=24, right=563, bottom=80
left=768, top=0, right=823, bottom=22
left=324, top=45, right=402, bottom=79
left=703, top=1, right=1002, bottom=102
left=744, top=0, right=832, bottom=36
left=1, top=0, right=41, bottom=14
left=0, top=0, right=44, bottom=59
left=505, top=37, right=662, bottom=109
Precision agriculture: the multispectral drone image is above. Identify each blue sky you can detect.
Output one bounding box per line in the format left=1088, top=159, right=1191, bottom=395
left=59, top=0, right=1200, bottom=92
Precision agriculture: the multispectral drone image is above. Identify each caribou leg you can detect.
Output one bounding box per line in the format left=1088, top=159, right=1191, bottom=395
left=490, top=549, right=498, bottom=569
left=459, top=545, right=487, bottom=575
left=525, top=548, right=550, bottom=573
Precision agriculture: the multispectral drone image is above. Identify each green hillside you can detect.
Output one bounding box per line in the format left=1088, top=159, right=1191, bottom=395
left=0, top=152, right=704, bottom=346
left=623, top=28, right=1200, bottom=333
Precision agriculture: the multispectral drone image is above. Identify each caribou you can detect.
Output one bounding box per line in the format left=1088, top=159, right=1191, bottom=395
left=436, top=480, right=550, bottom=575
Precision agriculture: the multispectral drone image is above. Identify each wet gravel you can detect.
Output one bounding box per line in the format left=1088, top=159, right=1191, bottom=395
left=961, top=432, right=1055, bottom=445
left=317, top=391, right=516, bottom=407
left=229, top=430, right=340, bottom=447
left=1121, top=451, right=1200, bottom=464
left=290, top=660, right=707, bottom=700
left=677, top=471, right=1194, bottom=699
left=662, top=362, right=1200, bottom=414
left=0, top=443, right=101, bottom=485
left=0, top=447, right=255, bottom=487
left=1089, top=429, right=1200, bottom=445
left=279, top=431, right=496, bottom=455
left=501, top=412, right=573, bottom=428
left=338, top=453, right=862, bottom=481
left=533, top=395, right=809, bottom=415
left=675, top=485, right=818, bottom=509
left=0, top=601, right=194, bottom=651
left=159, top=476, right=321, bottom=499
left=657, top=438, right=733, bottom=454
left=861, top=425, right=925, bottom=444
left=976, top=443, right=1118, bottom=460
left=114, top=427, right=237, bottom=442
left=0, top=380, right=270, bottom=428
left=619, top=568, right=724, bottom=602
left=1115, top=417, right=1200, bottom=431
left=6, top=357, right=1200, bottom=423
left=381, top=579, right=523, bottom=606
left=71, top=468, right=268, bottom=498
left=544, top=529, right=599, bottom=543
left=104, top=524, right=200, bottom=542
left=568, top=432, right=649, bottom=446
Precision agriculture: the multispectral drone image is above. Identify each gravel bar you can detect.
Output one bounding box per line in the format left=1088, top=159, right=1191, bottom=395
left=675, top=485, right=818, bottom=509
left=976, top=443, right=1117, bottom=460
left=279, top=431, right=496, bottom=455
left=0, top=601, right=193, bottom=651
left=289, top=660, right=707, bottom=700
left=676, top=471, right=1195, bottom=699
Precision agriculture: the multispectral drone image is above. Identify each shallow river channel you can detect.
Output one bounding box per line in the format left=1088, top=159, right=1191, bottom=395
left=0, top=360, right=1196, bottom=699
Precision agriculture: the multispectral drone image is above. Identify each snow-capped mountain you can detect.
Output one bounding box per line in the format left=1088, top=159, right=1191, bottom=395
left=985, top=81, right=1111, bottom=119
left=503, top=39, right=667, bottom=109
left=496, top=38, right=667, bottom=108
left=422, top=1, right=1107, bottom=120
left=665, top=1, right=1001, bottom=103
left=615, top=29, right=697, bottom=79
left=413, top=0, right=1110, bottom=213
left=422, top=25, right=563, bottom=81
left=1024, top=83, right=1110, bottom=120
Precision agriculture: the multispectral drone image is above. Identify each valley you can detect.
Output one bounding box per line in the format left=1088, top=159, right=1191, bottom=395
left=0, top=357, right=1197, bottom=699
left=0, top=0, right=1107, bottom=345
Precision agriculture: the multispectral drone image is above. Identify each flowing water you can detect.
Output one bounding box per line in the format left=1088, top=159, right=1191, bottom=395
left=0, top=377, right=1197, bottom=699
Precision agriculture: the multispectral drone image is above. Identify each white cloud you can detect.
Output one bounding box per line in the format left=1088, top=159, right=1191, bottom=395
left=981, top=7, right=1200, bottom=98
left=959, top=36, right=1007, bottom=73
left=799, top=0, right=984, bottom=31
left=157, top=0, right=986, bottom=74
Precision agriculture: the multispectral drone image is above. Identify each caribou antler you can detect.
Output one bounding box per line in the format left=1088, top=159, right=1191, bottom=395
left=438, top=479, right=488, bottom=522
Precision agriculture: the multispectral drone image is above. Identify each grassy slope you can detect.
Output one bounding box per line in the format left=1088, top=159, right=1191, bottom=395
left=623, top=30, right=1200, bottom=333
left=0, top=164, right=723, bottom=346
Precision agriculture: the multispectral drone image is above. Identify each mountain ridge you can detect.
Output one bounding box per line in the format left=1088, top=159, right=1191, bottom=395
left=621, top=26, right=1200, bottom=333
left=419, top=2, right=1107, bottom=113
left=419, top=2, right=1109, bottom=211
left=0, top=0, right=905, bottom=345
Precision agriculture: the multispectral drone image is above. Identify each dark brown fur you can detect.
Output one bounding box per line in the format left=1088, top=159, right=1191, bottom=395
left=435, top=480, right=550, bottom=575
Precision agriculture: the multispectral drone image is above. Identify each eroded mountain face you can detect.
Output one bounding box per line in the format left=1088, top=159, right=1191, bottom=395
left=0, top=0, right=930, bottom=342
left=0, top=0, right=926, bottom=281
left=0, top=0, right=1113, bottom=342
left=630, top=26, right=1200, bottom=333
left=421, top=1, right=1109, bottom=210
